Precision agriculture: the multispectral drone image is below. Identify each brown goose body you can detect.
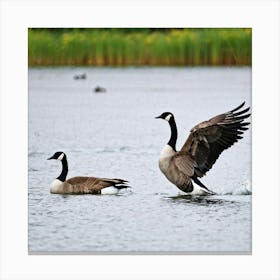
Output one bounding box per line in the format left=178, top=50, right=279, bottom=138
left=48, top=152, right=129, bottom=195
left=156, top=102, right=250, bottom=195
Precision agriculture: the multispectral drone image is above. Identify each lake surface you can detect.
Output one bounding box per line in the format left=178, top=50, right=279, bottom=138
left=28, top=67, right=251, bottom=253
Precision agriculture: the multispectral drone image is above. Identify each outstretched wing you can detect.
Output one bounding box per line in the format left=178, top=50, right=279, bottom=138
left=181, top=102, right=250, bottom=177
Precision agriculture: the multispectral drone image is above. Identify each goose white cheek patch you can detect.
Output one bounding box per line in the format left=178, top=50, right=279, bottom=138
left=57, top=153, right=64, bottom=161
left=165, top=114, right=172, bottom=121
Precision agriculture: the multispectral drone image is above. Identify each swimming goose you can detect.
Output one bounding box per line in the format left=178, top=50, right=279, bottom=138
left=47, top=151, right=129, bottom=194
left=73, top=73, right=87, bottom=80
left=94, top=86, right=106, bottom=93
left=155, top=102, right=250, bottom=195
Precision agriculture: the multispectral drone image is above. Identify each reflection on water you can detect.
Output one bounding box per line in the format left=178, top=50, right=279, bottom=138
left=167, top=195, right=229, bottom=205
left=29, top=67, right=251, bottom=253
left=166, top=194, right=250, bottom=205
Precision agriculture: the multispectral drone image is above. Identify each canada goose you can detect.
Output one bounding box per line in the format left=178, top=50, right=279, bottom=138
left=47, top=151, right=129, bottom=194
left=73, top=73, right=87, bottom=80
left=94, top=86, right=106, bottom=93
left=155, top=102, right=250, bottom=195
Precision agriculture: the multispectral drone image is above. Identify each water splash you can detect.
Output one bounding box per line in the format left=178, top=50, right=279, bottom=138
left=218, top=180, right=252, bottom=195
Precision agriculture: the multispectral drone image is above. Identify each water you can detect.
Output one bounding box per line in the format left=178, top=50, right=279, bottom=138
left=28, top=67, right=251, bottom=253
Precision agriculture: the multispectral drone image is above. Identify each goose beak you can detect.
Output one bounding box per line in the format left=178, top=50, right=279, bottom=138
left=155, top=115, right=161, bottom=119
left=47, top=155, right=54, bottom=160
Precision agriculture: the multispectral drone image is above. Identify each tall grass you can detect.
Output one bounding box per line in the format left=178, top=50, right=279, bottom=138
left=28, top=28, right=251, bottom=66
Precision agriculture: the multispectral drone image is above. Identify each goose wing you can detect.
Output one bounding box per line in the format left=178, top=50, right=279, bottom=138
left=171, top=152, right=195, bottom=177
left=180, top=102, right=250, bottom=177
left=66, top=176, right=128, bottom=194
left=169, top=152, right=195, bottom=192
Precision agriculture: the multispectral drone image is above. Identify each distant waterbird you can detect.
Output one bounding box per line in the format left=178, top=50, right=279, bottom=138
left=155, top=102, right=250, bottom=195
left=73, top=73, right=87, bottom=80
left=94, top=86, right=106, bottom=93
left=47, top=151, right=129, bottom=194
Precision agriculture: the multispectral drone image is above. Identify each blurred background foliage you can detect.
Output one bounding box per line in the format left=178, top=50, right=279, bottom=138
left=28, top=28, right=252, bottom=66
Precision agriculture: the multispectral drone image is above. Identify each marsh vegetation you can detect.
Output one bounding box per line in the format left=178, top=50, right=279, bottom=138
left=28, top=28, right=251, bottom=66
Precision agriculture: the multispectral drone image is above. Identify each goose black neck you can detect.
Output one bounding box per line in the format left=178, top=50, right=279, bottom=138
left=57, top=156, right=68, bottom=182
left=168, top=118, right=177, bottom=151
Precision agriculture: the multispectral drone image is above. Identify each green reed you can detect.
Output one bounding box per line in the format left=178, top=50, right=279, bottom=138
left=28, top=28, right=251, bottom=66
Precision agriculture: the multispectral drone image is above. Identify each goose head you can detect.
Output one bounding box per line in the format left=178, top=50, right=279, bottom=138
left=155, top=112, right=174, bottom=122
left=155, top=112, right=178, bottom=151
left=47, top=151, right=68, bottom=184
left=47, top=151, right=66, bottom=161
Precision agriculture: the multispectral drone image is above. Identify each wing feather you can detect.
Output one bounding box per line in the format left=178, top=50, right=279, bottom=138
left=171, top=152, right=195, bottom=177
left=181, top=102, right=250, bottom=177
left=65, top=176, right=128, bottom=194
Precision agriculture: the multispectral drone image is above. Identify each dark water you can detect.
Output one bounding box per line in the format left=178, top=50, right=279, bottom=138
left=28, top=67, right=251, bottom=253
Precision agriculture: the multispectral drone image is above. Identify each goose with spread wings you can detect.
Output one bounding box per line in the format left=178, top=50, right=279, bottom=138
left=155, top=102, right=250, bottom=195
